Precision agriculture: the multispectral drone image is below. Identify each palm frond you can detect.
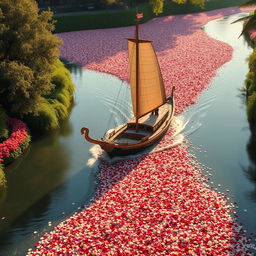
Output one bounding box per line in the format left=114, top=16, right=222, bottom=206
left=231, top=14, right=255, bottom=24
left=239, top=14, right=256, bottom=37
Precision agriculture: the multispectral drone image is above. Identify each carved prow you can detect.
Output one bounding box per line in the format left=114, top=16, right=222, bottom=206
left=81, top=127, right=106, bottom=146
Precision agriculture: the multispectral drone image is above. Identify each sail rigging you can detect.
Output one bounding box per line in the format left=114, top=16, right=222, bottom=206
left=81, top=12, right=175, bottom=157
left=127, top=39, right=166, bottom=118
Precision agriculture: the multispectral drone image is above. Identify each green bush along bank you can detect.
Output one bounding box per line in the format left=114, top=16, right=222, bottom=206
left=0, top=0, right=75, bottom=134
left=54, top=0, right=244, bottom=33
left=245, top=48, right=256, bottom=127
left=24, top=59, right=75, bottom=133
left=0, top=107, right=8, bottom=143
left=0, top=164, right=6, bottom=202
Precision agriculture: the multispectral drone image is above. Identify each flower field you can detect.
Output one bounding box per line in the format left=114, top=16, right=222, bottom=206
left=0, top=118, right=30, bottom=164
left=28, top=7, right=255, bottom=255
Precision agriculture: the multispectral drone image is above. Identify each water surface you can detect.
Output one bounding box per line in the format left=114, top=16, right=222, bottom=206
left=187, top=12, right=256, bottom=235
left=0, top=66, right=132, bottom=255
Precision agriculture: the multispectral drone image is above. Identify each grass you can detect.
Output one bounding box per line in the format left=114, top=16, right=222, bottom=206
left=24, top=59, right=75, bottom=133
left=54, top=0, right=245, bottom=33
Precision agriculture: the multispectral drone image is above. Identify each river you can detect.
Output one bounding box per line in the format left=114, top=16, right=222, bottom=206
left=0, top=12, right=255, bottom=255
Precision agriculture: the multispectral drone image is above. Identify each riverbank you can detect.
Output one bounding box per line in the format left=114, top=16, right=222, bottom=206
left=28, top=7, right=255, bottom=255
left=53, top=0, right=245, bottom=32
left=58, top=6, right=252, bottom=114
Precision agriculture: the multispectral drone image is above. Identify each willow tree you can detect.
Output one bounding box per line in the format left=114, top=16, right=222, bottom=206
left=151, top=0, right=205, bottom=15
left=0, top=0, right=61, bottom=115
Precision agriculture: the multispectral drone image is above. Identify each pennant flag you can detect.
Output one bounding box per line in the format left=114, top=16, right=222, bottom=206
left=136, top=13, right=143, bottom=19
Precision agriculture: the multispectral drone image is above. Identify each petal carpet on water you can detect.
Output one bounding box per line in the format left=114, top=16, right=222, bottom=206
left=28, top=7, right=256, bottom=255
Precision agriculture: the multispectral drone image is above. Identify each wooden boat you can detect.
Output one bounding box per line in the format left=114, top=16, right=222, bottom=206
left=81, top=13, right=175, bottom=156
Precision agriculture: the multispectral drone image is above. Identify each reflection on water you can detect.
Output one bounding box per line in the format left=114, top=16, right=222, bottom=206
left=188, top=12, right=256, bottom=236
left=0, top=63, right=133, bottom=255
left=244, top=134, right=256, bottom=201
left=0, top=127, right=70, bottom=231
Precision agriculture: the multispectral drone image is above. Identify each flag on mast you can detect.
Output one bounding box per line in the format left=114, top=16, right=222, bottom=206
left=136, top=13, right=143, bottom=19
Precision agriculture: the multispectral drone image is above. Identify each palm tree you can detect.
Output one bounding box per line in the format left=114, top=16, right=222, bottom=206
left=232, top=0, right=256, bottom=38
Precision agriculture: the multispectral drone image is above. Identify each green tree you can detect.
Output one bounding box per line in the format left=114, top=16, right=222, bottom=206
left=151, top=0, right=205, bottom=15
left=0, top=0, right=61, bottom=115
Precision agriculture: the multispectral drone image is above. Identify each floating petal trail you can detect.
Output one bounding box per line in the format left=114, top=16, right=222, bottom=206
left=28, top=7, right=255, bottom=255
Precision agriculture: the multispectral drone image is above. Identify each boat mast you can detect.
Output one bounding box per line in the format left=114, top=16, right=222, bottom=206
left=135, top=13, right=139, bottom=131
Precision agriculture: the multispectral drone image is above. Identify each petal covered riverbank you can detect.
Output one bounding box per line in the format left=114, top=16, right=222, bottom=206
left=0, top=118, right=30, bottom=163
left=28, top=7, right=255, bottom=255
left=58, top=7, right=252, bottom=114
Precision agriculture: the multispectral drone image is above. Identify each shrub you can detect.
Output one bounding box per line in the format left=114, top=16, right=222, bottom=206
left=248, top=49, right=256, bottom=73
left=0, top=118, right=30, bottom=163
left=24, top=60, right=75, bottom=133
left=50, top=59, right=75, bottom=107
left=24, top=100, right=59, bottom=132
left=0, top=107, right=8, bottom=142
left=247, top=92, right=256, bottom=123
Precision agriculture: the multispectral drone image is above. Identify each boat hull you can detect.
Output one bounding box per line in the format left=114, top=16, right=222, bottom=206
left=81, top=98, right=175, bottom=157
left=105, top=125, right=169, bottom=157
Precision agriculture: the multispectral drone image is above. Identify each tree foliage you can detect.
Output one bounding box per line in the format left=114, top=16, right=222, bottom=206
left=0, top=0, right=61, bottom=115
left=0, top=106, right=8, bottom=142
left=151, top=0, right=205, bottom=15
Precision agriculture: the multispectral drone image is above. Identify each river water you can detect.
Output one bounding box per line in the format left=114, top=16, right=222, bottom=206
left=0, top=12, right=255, bottom=255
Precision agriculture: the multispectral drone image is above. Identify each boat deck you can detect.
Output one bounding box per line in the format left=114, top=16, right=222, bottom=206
left=129, top=104, right=170, bottom=128
left=107, top=103, right=172, bottom=144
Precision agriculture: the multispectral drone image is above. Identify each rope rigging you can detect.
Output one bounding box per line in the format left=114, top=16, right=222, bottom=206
left=103, top=80, right=130, bottom=139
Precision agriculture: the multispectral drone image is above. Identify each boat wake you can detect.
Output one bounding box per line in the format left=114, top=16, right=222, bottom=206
left=181, top=95, right=215, bottom=137
left=86, top=95, right=215, bottom=166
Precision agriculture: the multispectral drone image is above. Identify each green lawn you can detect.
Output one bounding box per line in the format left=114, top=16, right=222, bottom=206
left=54, top=0, right=245, bottom=33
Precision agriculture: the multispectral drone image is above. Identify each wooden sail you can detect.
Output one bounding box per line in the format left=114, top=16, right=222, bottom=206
left=127, top=39, right=166, bottom=118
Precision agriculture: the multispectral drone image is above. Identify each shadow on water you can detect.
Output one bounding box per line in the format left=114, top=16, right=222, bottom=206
left=0, top=128, right=70, bottom=232
left=243, top=119, right=256, bottom=202
left=185, top=12, right=256, bottom=236
left=0, top=163, right=97, bottom=255
left=0, top=120, right=72, bottom=254
left=0, top=58, right=140, bottom=255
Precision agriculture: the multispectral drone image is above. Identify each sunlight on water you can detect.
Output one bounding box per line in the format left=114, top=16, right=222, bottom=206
left=84, top=69, right=215, bottom=167
left=101, top=96, right=132, bottom=126
left=181, top=95, right=216, bottom=136
left=86, top=95, right=214, bottom=166
left=93, top=79, right=133, bottom=128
